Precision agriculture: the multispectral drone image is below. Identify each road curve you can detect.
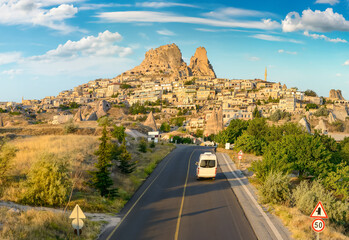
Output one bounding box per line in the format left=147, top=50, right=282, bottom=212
left=99, top=145, right=257, bottom=240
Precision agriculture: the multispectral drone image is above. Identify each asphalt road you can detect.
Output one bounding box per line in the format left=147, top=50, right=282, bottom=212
left=101, top=145, right=257, bottom=240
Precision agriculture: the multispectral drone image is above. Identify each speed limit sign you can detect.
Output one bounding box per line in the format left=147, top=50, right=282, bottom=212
left=312, top=219, right=325, bottom=232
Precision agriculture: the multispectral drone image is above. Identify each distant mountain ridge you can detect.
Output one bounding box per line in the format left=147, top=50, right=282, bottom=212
left=123, top=43, right=216, bottom=78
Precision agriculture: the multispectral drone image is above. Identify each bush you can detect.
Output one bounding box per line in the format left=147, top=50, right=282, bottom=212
left=305, top=103, right=318, bottom=111
left=63, top=119, right=77, bottom=134
left=269, top=110, right=291, bottom=122
left=149, top=141, right=156, bottom=148
left=292, top=180, right=349, bottom=226
left=160, top=122, right=170, bottom=132
left=260, top=172, right=290, bottom=204
left=138, top=138, right=147, bottom=153
left=97, top=116, right=112, bottom=126
left=21, top=153, right=72, bottom=206
left=313, top=107, right=329, bottom=117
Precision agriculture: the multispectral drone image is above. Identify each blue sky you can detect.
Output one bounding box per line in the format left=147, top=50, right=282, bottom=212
left=1, top=0, right=349, bottom=102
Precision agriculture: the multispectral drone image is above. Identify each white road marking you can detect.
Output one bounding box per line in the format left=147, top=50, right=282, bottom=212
left=220, top=153, right=283, bottom=240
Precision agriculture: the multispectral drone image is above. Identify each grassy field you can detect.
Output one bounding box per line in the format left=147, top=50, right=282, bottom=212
left=1, top=135, right=175, bottom=212
left=0, top=207, right=103, bottom=240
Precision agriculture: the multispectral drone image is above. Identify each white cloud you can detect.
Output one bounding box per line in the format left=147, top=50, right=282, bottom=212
left=343, top=60, right=349, bottom=65
left=278, top=49, right=297, bottom=55
left=2, top=69, right=23, bottom=75
left=336, top=73, right=342, bottom=77
left=282, top=8, right=349, bottom=32
left=304, top=31, right=347, bottom=43
left=315, top=0, right=339, bottom=5
left=97, top=11, right=280, bottom=30
left=79, top=3, right=132, bottom=10
left=156, top=29, right=175, bottom=36
left=136, top=2, right=198, bottom=8
left=0, top=0, right=80, bottom=33
left=30, top=30, right=132, bottom=61
left=251, top=34, right=302, bottom=43
left=248, top=56, right=260, bottom=61
left=0, top=52, right=22, bottom=65
left=204, top=7, right=276, bottom=19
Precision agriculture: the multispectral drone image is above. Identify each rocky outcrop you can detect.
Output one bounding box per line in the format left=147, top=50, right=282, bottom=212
left=299, top=117, right=311, bottom=134
left=332, top=105, right=348, bottom=121
left=74, top=100, right=111, bottom=121
left=329, top=89, right=345, bottom=100
left=328, top=112, right=336, bottom=124
left=143, top=111, right=157, bottom=131
left=204, top=108, right=223, bottom=136
left=126, top=43, right=191, bottom=77
left=189, top=47, right=216, bottom=78
left=315, top=119, right=328, bottom=134
left=123, top=44, right=216, bottom=78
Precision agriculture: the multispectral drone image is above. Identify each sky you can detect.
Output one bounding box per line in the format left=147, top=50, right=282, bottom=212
left=1, top=0, right=349, bottom=102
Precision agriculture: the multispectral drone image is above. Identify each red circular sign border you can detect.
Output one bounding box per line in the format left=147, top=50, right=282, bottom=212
left=312, top=219, right=325, bottom=232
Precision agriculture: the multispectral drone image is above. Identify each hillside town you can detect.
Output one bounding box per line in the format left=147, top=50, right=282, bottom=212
left=1, top=43, right=348, bottom=137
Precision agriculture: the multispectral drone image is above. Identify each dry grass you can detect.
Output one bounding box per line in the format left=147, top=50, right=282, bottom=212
left=272, top=205, right=348, bottom=240
left=0, top=206, right=103, bottom=240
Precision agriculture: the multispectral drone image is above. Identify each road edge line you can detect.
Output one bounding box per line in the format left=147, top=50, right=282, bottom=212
left=105, top=150, right=175, bottom=240
left=174, top=149, right=196, bottom=240
left=221, top=153, right=284, bottom=240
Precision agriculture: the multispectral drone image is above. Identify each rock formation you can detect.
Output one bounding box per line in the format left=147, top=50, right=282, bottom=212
left=315, top=119, right=328, bottom=134
left=329, top=89, right=345, bottom=100
left=126, top=43, right=191, bottom=77
left=328, top=112, right=336, bottom=124
left=204, top=108, right=223, bottom=136
left=73, top=100, right=111, bottom=121
left=143, top=111, right=158, bottom=131
left=189, top=47, right=216, bottom=78
left=299, top=117, right=311, bottom=134
left=332, top=105, right=348, bottom=121
left=123, top=44, right=216, bottom=78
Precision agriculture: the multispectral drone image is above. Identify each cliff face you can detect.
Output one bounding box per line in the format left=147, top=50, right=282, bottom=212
left=124, top=44, right=216, bottom=78
left=329, top=89, right=345, bottom=100
left=189, top=47, right=216, bottom=78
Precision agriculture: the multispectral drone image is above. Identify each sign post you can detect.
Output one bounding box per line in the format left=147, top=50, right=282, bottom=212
left=238, top=150, right=243, bottom=169
left=310, top=201, right=328, bottom=240
left=69, top=204, right=86, bottom=236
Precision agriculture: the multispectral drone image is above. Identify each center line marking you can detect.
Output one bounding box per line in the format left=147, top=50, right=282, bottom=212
left=174, top=149, right=196, bottom=240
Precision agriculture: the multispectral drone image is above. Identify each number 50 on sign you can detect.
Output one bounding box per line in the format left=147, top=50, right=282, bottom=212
left=312, top=219, right=325, bottom=232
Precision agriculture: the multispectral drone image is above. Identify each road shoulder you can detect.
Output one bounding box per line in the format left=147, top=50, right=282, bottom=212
left=217, top=152, right=293, bottom=240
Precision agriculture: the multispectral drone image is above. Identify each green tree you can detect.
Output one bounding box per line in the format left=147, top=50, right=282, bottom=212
left=160, top=122, right=171, bottom=132
left=252, top=106, right=261, bottom=118
left=214, top=119, right=249, bottom=144
left=115, top=144, right=135, bottom=174
left=138, top=138, right=147, bottom=153
left=304, top=89, right=317, bottom=97
left=112, top=125, right=126, bottom=143
left=97, top=116, right=112, bottom=127
left=234, top=133, right=266, bottom=156
left=305, top=103, right=318, bottom=111
left=89, top=126, right=117, bottom=198
left=22, top=153, right=72, bottom=206
left=245, top=118, right=268, bottom=141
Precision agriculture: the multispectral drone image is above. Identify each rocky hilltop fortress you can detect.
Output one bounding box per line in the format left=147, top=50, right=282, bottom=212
left=1, top=43, right=349, bottom=138
left=123, top=43, right=216, bottom=78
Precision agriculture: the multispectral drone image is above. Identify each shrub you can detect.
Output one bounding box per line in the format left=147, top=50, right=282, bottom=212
left=305, top=103, right=318, bottom=111
left=259, top=172, right=290, bottom=204
left=269, top=110, right=291, bottom=122
left=160, top=122, right=170, bottom=132
left=63, top=119, right=77, bottom=134
left=138, top=138, right=147, bottom=153
left=149, top=141, right=156, bottom=148
left=313, top=107, right=329, bottom=117
left=21, top=153, right=72, bottom=206
left=292, top=180, right=349, bottom=226
left=304, top=89, right=317, bottom=97
left=97, top=116, right=112, bottom=126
